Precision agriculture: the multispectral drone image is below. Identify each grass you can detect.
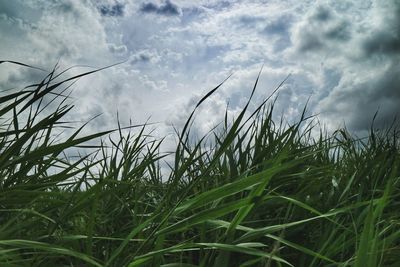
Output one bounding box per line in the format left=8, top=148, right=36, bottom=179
left=0, top=61, right=399, bottom=266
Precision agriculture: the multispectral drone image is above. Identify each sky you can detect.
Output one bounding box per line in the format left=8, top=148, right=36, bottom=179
left=1, top=0, right=400, bottom=142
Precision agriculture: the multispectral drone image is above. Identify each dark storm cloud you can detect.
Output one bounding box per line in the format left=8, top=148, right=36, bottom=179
left=320, top=61, right=400, bottom=131
left=139, top=0, right=181, bottom=16
left=295, top=5, right=352, bottom=52
left=363, top=32, right=400, bottom=55
left=99, top=3, right=125, bottom=17
left=315, top=1, right=400, bottom=131
left=362, top=2, right=400, bottom=57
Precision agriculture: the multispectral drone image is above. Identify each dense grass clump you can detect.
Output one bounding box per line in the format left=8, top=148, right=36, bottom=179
left=0, top=61, right=399, bottom=267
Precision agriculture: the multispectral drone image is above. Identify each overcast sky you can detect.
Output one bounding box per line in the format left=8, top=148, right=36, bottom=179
left=1, top=0, right=400, bottom=140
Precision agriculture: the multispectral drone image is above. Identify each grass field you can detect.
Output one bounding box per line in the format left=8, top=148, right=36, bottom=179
left=0, top=61, right=399, bottom=266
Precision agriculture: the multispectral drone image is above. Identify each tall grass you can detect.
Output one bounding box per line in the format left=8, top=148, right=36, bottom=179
left=0, top=61, right=399, bottom=266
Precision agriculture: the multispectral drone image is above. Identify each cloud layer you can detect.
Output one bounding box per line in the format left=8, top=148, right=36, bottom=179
left=1, top=0, right=399, bottom=140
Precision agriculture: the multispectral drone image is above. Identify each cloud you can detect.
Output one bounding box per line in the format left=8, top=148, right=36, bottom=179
left=261, top=14, right=293, bottom=52
left=311, top=5, right=332, bottom=22
left=99, top=3, right=125, bottom=17
left=0, top=0, right=161, bottom=132
left=263, top=14, right=292, bottom=36
left=238, top=15, right=265, bottom=27
left=292, top=3, right=352, bottom=53
left=108, top=43, right=128, bottom=54
left=309, top=0, right=400, bottom=132
left=130, top=51, right=151, bottom=64
left=139, top=0, right=181, bottom=16
left=361, top=2, right=400, bottom=56
left=318, top=61, right=400, bottom=131
left=2, top=0, right=400, bottom=145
